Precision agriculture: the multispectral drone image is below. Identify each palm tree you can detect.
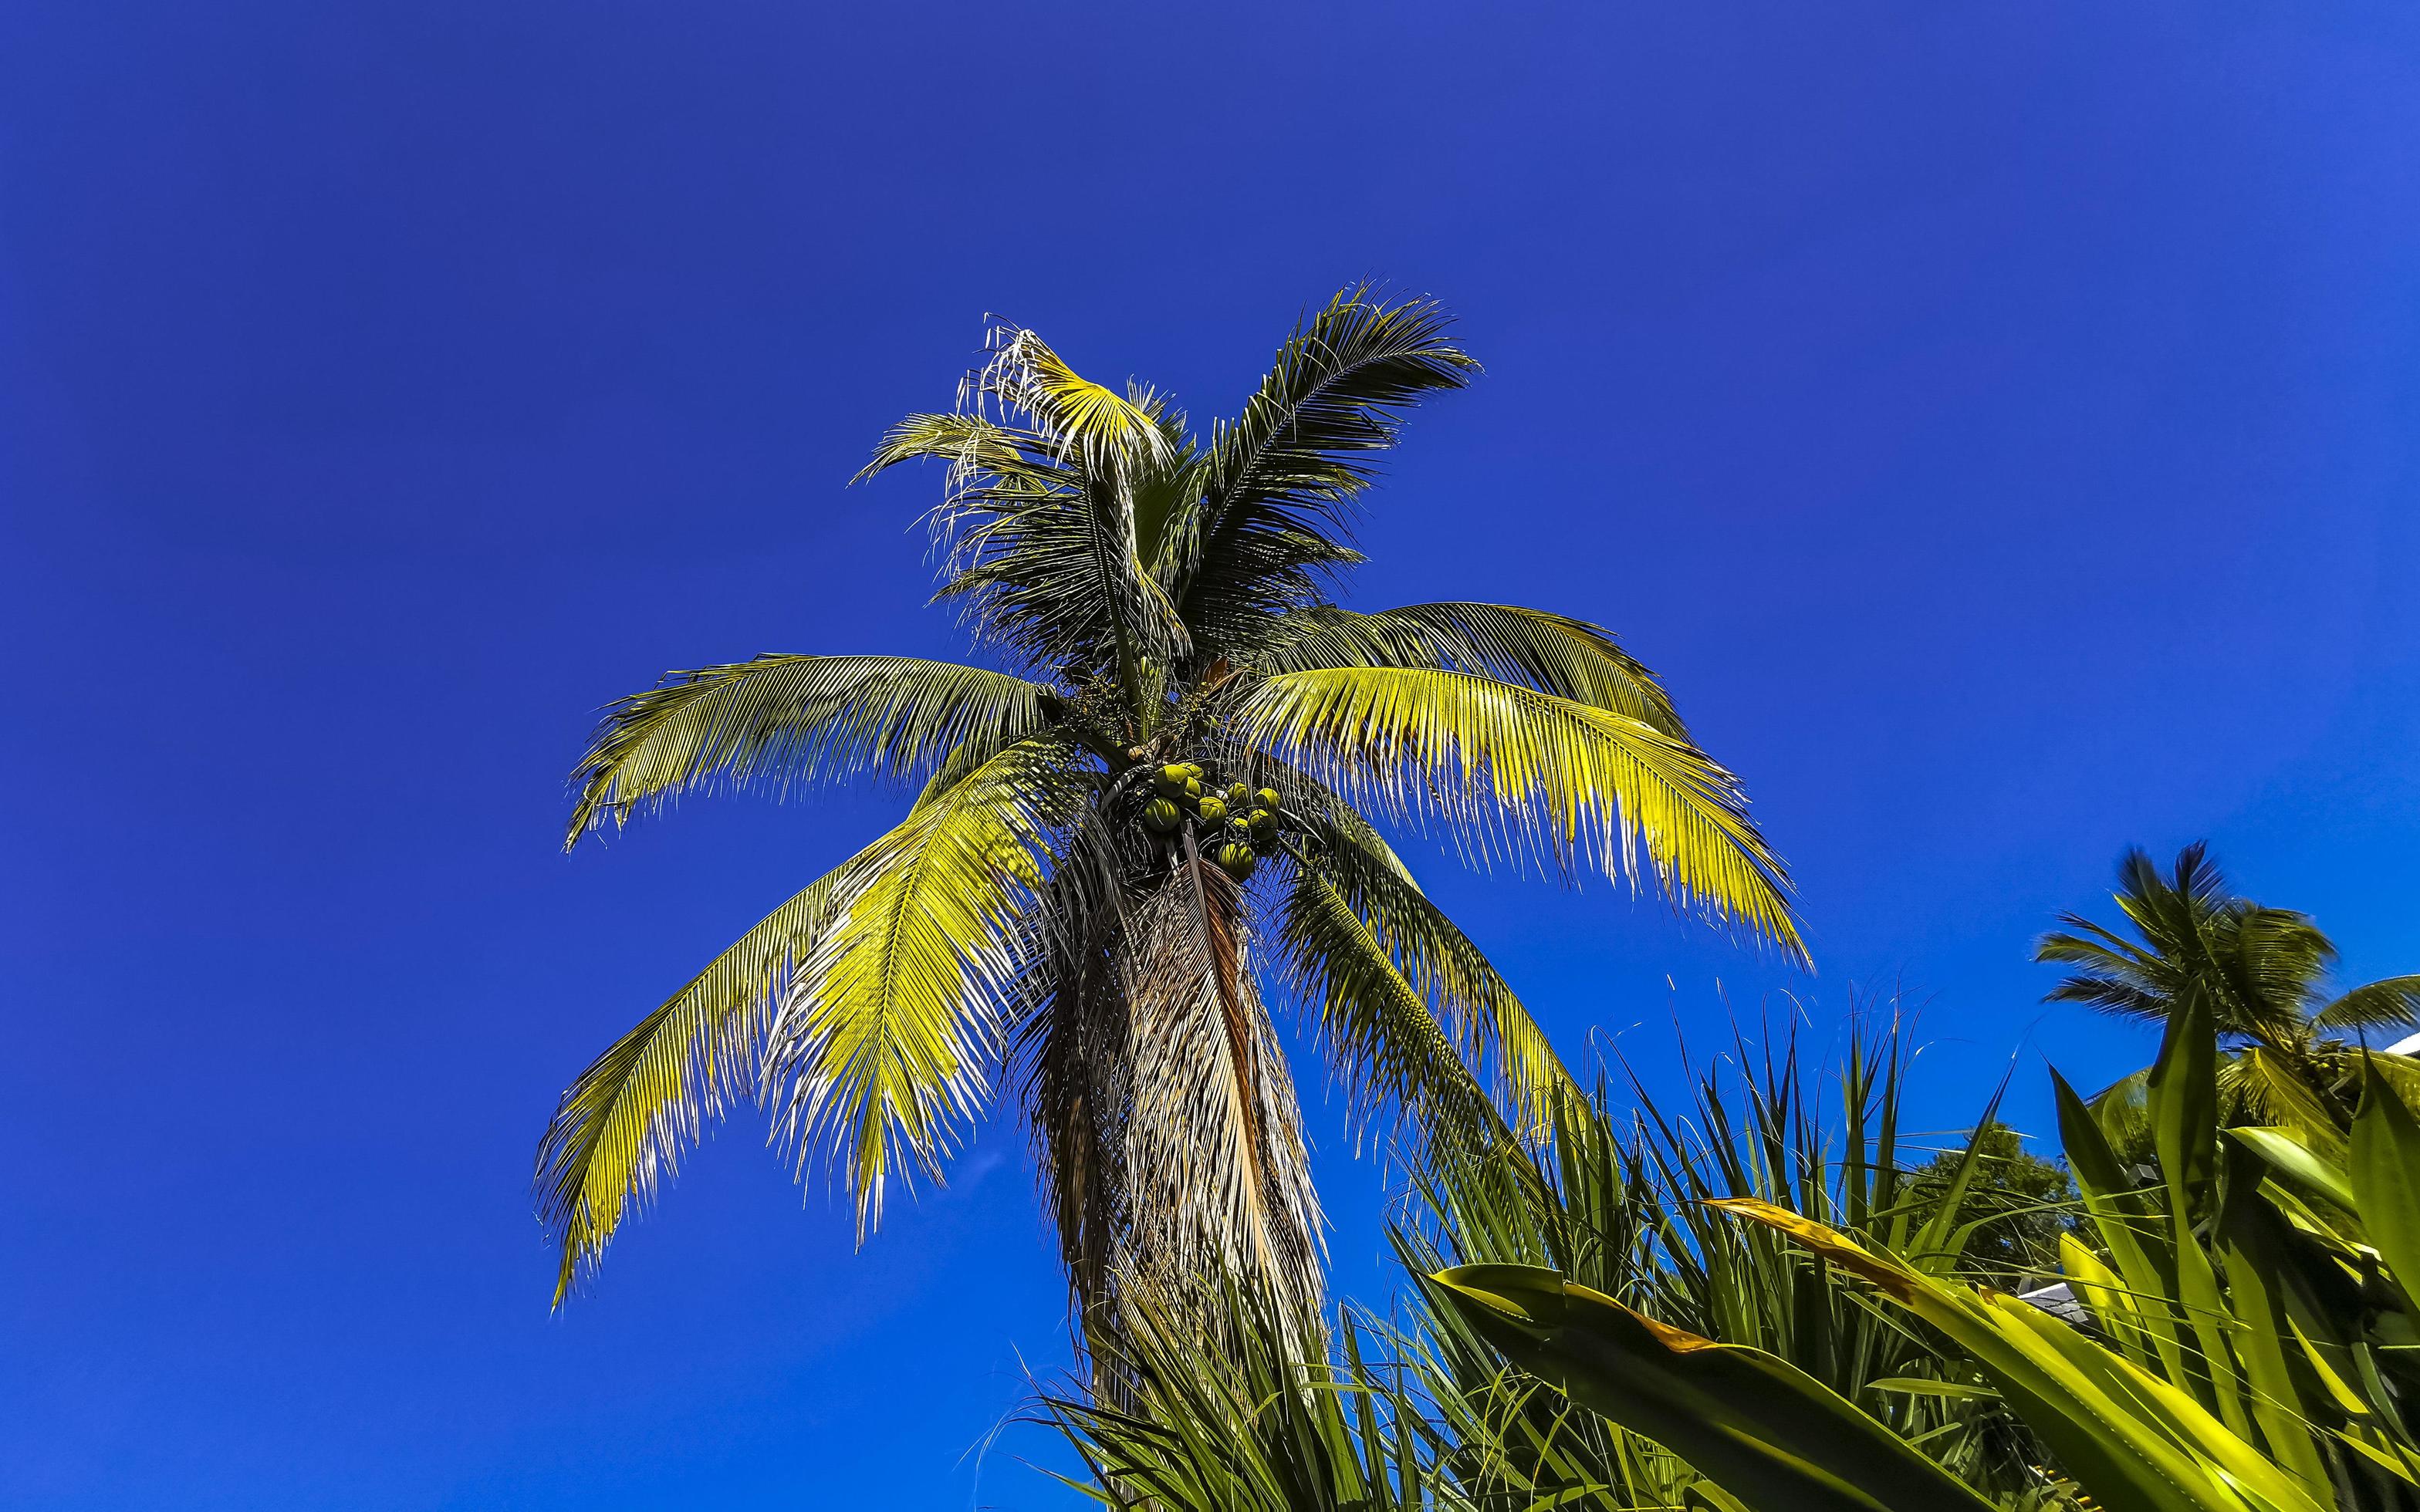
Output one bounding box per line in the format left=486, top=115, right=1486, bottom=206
left=2036, top=842, right=2420, bottom=1122
left=532, top=289, right=1803, bottom=1344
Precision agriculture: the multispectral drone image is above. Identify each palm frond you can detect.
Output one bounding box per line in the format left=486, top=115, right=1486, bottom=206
left=2315, top=975, right=2420, bottom=1033
left=1161, top=288, right=1475, bottom=653
left=877, top=328, right=1192, bottom=700
left=853, top=410, right=1056, bottom=488
left=1275, top=864, right=1516, bottom=1168
left=764, top=737, right=1087, bottom=1234
left=2220, top=903, right=2336, bottom=1031
left=2036, top=918, right=2173, bottom=1021
left=1016, top=803, right=1144, bottom=1345
left=1296, top=819, right=1575, bottom=1139
left=1236, top=667, right=1803, bottom=961
left=533, top=863, right=855, bottom=1304
left=1256, top=602, right=1687, bottom=737
left=973, top=324, right=1169, bottom=471
left=565, top=655, right=1049, bottom=842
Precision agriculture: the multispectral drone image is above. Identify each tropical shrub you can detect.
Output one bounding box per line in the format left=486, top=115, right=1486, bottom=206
left=1428, top=994, right=2420, bottom=1512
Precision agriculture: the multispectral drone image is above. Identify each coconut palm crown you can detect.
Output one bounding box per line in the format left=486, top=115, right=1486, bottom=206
left=2039, top=841, right=2420, bottom=1121
left=533, top=289, right=1803, bottom=1332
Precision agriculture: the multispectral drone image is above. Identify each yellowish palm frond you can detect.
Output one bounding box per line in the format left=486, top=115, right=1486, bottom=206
left=978, top=326, right=1168, bottom=470
left=566, top=655, right=1048, bottom=842
left=534, top=864, right=854, bottom=1305
left=766, top=737, right=1086, bottom=1234
left=1256, top=601, right=1688, bottom=737
left=1237, top=667, right=1803, bottom=963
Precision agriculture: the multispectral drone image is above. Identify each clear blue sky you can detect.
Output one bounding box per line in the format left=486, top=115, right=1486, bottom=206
left=5, top=4, right=2417, bottom=1507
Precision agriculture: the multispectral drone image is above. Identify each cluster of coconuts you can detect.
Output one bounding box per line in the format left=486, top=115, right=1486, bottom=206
left=1137, top=762, right=1283, bottom=881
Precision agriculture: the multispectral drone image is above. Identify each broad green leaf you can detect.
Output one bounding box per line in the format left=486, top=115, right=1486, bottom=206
left=2224, top=1128, right=2356, bottom=1215
left=2060, top=1234, right=2153, bottom=1372
left=2333, top=1427, right=2420, bottom=1486
left=1709, top=1197, right=2327, bottom=1512
left=1864, top=1376, right=1996, bottom=1401
left=2214, top=1143, right=2334, bottom=1499
left=1429, top=1264, right=1998, bottom=1512
left=2352, top=1058, right=2420, bottom=1301
left=2144, top=990, right=2250, bottom=1436
left=2053, top=1067, right=2192, bottom=1387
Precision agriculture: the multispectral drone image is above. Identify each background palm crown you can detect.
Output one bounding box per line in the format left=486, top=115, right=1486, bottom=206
left=2039, top=841, right=2420, bottom=1126
left=533, top=288, right=1803, bottom=1333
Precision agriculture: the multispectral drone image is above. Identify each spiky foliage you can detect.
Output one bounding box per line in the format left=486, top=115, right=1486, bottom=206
left=1394, top=1014, right=2067, bottom=1511
left=1032, top=1285, right=1456, bottom=1512
left=2039, top=842, right=2420, bottom=1123
left=535, top=289, right=1802, bottom=1352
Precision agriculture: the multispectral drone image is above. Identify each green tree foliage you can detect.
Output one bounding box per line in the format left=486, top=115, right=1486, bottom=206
left=1910, top=1120, right=2077, bottom=1288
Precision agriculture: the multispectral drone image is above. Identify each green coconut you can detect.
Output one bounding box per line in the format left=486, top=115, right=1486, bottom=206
left=1215, top=840, right=1259, bottom=881
left=1255, top=788, right=1281, bottom=812
left=1247, top=808, right=1276, bottom=836
left=1141, top=797, right=1182, bottom=834
left=1195, top=796, right=1227, bottom=825
left=1224, top=782, right=1249, bottom=808
left=1184, top=775, right=1202, bottom=798
left=1156, top=764, right=1191, bottom=795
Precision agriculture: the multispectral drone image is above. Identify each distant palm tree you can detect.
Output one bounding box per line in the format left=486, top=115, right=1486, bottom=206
left=2037, top=842, right=2420, bottom=1122
left=533, top=289, right=1801, bottom=1341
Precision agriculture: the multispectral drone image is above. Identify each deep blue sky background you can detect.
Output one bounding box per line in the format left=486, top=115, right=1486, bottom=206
left=5, top=4, right=2418, bottom=1507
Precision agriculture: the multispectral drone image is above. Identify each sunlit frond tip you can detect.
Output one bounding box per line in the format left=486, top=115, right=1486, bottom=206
left=563, top=654, right=1048, bottom=845
left=969, top=322, right=1168, bottom=469
left=534, top=866, right=853, bottom=1304
left=1239, top=667, right=1805, bottom=964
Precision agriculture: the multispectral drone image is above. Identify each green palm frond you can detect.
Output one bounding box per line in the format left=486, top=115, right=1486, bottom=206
left=565, top=655, right=1048, bottom=842
left=2037, top=919, right=2172, bottom=1022
left=1237, top=667, right=1803, bottom=961
left=765, top=737, right=1087, bottom=1235
left=1162, top=288, right=1476, bottom=652
left=2222, top=904, right=2337, bottom=1028
left=1256, top=602, right=1687, bottom=737
left=1298, top=821, right=1575, bottom=1139
left=854, top=410, right=1058, bottom=489
left=924, top=478, right=1193, bottom=693
left=2314, top=975, right=2420, bottom=1032
left=1020, top=849, right=1135, bottom=1338
left=1275, top=865, right=1514, bottom=1166
left=534, top=865, right=854, bottom=1305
